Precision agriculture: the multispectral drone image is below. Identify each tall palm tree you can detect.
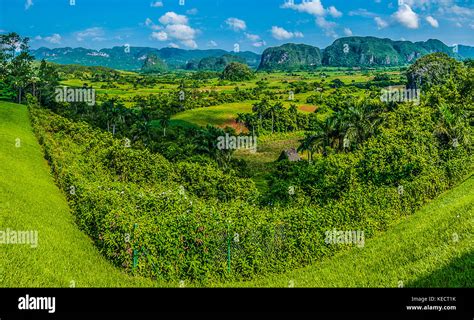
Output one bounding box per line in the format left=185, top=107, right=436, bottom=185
left=158, top=111, right=171, bottom=137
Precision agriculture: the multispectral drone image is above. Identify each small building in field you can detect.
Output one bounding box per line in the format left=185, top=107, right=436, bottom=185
left=277, top=148, right=301, bottom=162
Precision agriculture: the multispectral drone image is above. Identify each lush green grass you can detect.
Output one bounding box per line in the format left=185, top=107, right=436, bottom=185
left=217, top=174, right=474, bottom=287
left=0, top=101, right=160, bottom=287
left=170, top=102, right=255, bottom=130
left=1, top=101, right=471, bottom=288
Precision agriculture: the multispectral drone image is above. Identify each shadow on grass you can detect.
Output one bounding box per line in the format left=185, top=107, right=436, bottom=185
left=407, top=251, right=474, bottom=287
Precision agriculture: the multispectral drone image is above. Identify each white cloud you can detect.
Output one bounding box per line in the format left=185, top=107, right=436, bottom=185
left=76, top=27, right=104, bottom=42
left=393, top=4, right=419, bottom=29
left=316, top=16, right=337, bottom=38
left=149, top=12, right=199, bottom=48
left=245, top=33, right=260, bottom=41
left=281, top=0, right=325, bottom=16
left=159, top=12, right=188, bottom=25
left=349, top=9, right=377, bottom=18
left=328, top=6, right=342, bottom=18
left=403, top=0, right=454, bottom=9
left=444, top=5, right=474, bottom=17
left=145, top=18, right=153, bottom=26
left=426, top=16, right=439, bottom=27
left=374, top=16, right=389, bottom=29
left=186, top=8, right=198, bottom=15
left=44, top=34, right=62, bottom=44
left=271, top=26, right=304, bottom=40
left=252, top=40, right=267, bottom=47
left=152, top=31, right=168, bottom=41
left=225, top=18, right=247, bottom=32
left=150, top=1, right=163, bottom=7
left=25, top=0, right=33, bottom=10
left=208, top=40, right=218, bottom=47
left=144, top=18, right=162, bottom=30
left=168, top=43, right=180, bottom=48
left=181, top=39, right=197, bottom=49
left=343, top=28, right=353, bottom=36
left=165, top=24, right=196, bottom=40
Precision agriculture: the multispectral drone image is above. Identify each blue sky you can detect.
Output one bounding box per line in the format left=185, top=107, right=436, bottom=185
left=0, top=0, right=473, bottom=52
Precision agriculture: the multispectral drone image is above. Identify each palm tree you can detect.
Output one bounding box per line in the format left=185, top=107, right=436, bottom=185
left=435, top=103, right=469, bottom=147
left=252, top=99, right=269, bottom=132
left=158, top=111, right=171, bottom=137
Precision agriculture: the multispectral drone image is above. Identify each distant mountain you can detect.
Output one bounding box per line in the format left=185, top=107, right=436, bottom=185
left=31, top=38, right=474, bottom=72
left=321, top=37, right=458, bottom=67
left=194, top=54, right=247, bottom=71
left=457, top=45, right=474, bottom=59
left=31, top=46, right=261, bottom=71
left=141, top=53, right=167, bottom=73
left=258, top=43, right=322, bottom=71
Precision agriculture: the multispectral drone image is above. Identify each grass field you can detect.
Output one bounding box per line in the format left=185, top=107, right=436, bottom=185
left=169, top=102, right=255, bottom=130
left=169, top=101, right=319, bottom=132
left=0, top=101, right=159, bottom=287
left=1, top=101, right=471, bottom=288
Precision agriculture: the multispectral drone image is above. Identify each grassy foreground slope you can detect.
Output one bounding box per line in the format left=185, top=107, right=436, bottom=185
left=223, top=174, right=473, bottom=288
left=0, top=101, right=157, bottom=287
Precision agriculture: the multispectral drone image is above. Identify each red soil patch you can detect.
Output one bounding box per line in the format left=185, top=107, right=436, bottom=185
left=220, top=120, right=250, bottom=134
left=299, top=105, right=318, bottom=113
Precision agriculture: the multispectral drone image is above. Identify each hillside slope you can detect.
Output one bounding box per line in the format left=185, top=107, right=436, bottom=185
left=0, top=102, right=158, bottom=287
left=223, top=174, right=473, bottom=287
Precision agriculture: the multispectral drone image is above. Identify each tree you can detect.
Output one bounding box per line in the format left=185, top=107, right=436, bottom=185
left=0, top=33, right=34, bottom=104
left=220, top=62, right=254, bottom=81
left=157, top=111, right=171, bottom=137
left=37, top=59, right=59, bottom=107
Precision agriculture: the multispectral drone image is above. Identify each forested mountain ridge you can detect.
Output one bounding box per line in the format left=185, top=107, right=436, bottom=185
left=31, top=37, right=474, bottom=72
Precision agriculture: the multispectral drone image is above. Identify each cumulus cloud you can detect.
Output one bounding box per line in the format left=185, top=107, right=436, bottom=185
left=316, top=16, right=338, bottom=38
left=271, top=26, right=304, bottom=40
left=151, top=31, right=168, bottom=41
left=148, top=12, right=199, bottom=48
left=159, top=12, right=188, bottom=25
left=150, top=1, right=163, bottom=7
left=281, top=0, right=325, bottom=16
left=181, top=39, right=197, bottom=49
left=76, top=27, right=105, bottom=42
left=225, top=18, right=247, bottom=32
left=374, top=17, right=389, bottom=29
left=393, top=4, right=419, bottom=29
left=165, top=24, right=196, bottom=41
left=245, top=33, right=260, bottom=41
left=282, top=1, right=341, bottom=38
left=252, top=40, right=267, bottom=47
left=343, top=28, right=353, bottom=36
left=168, top=43, right=180, bottom=48
left=328, top=6, right=342, bottom=18
left=44, top=34, right=62, bottom=44
left=25, top=0, right=33, bottom=10
left=426, top=16, right=439, bottom=27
